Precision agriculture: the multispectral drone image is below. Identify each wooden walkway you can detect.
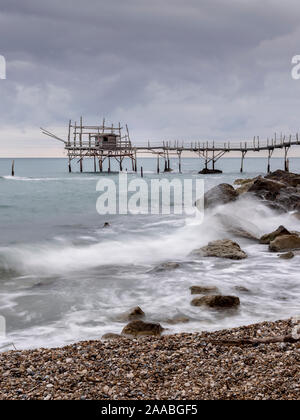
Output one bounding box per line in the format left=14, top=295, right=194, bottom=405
left=41, top=119, right=300, bottom=174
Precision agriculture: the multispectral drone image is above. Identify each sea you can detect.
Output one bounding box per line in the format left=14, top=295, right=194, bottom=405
left=0, top=157, right=299, bottom=351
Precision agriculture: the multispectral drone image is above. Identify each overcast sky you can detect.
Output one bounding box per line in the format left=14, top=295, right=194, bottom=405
left=1, top=0, right=300, bottom=156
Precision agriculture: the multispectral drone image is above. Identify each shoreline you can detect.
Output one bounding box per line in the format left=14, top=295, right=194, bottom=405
left=0, top=318, right=299, bottom=400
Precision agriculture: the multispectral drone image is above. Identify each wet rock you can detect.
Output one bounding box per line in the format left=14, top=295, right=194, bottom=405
left=191, top=295, right=240, bottom=308
left=200, top=183, right=238, bottom=209
left=234, top=178, right=257, bottom=186
left=101, top=333, right=121, bottom=340
left=103, top=222, right=110, bottom=228
left=122, top=320, right=164, bottom=337
left=191, top=239, right=247, bottom=260
left=198, top=168, right=222, bottom=174
left=190, top=285, right=219, bottom=295
left=265, top=170, right=300, bottom=187
left=164, top=315, right=190, bottom=325
left=234, top=286, right=250, bottom=293
left=269, top=234, right=300, bottom=252
left=117, top=306, right=145, bottom=322
left=152, top=262, right=180, bottom=272
left=248, top=178, right=286, bottom=201
left=278, top=252, right=295, bottom=260
left=259, top=225, right=292, bottom=244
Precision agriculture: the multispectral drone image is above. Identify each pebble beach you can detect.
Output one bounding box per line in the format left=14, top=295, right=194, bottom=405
left=0, top=318, right=299, bottom=400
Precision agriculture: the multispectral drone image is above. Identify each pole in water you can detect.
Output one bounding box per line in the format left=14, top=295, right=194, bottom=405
left=11, top=160, right=15, bottom=177
left=157, top=154, right=160, bottom=174
left=68, top=158, right=72, bottom=173
left=108, top=157, right=111, bottom=173
left=80, top=158, right=83, bottom=173
left=141, top=166, right=143, bottom=178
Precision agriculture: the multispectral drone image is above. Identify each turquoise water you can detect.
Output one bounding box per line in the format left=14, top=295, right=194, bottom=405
left=0, top=157, right=299, bottom=350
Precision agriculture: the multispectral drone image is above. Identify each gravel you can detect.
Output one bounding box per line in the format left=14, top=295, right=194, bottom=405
left=0, top=318, right=299, bottom=400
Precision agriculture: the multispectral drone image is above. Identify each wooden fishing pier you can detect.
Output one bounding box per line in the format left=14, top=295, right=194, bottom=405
left=41, top=118, right=300, bottom=174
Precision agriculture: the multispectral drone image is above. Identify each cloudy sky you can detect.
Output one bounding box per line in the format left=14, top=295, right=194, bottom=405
left=1, top=0, right=300, bottom=156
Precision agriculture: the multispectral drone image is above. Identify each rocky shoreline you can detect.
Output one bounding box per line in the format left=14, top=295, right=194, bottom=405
left=0, top=318, right=299, bottom=400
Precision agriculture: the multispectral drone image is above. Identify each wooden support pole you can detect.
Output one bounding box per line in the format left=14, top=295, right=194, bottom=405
left=108, top=157, right=111, bottom=173
left=11, top=160, right=15, bottom=177
left=94, top=156, right=97, bottom=173
left=240, top=151, right=246, bottom=173
left=178, top=153, right=182, bottom=174
left=99, top=158, right=103, bottom=173
left=157, top=154, right=160, bottom=174
left=141, top=166, right=143, bottom=178
left=68, top=157, right=72, bottom=173
left=120, top=158, right=123, bottom=172
left=80, top=158, right=83, bottom=173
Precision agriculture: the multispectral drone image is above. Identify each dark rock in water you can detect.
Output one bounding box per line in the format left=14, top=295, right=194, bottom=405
left=164, top=315, right=190, bottom=325
left=269, top=234, right=300, bottom=252
left=122, top=320, right=164, bottom=337
left=191, top=295, right=240, bottom=308
left=197, top=183, right=238, bottom=210
left=190, top=285, right=219, bottom=295
left=278, top=251, right=295, bottom=260
left=164, top=168, right=173, bottom=172
left=259, top=225, right=291, bottom=244
left=152, top=262, right=180, bottom=272
left=102, top=333, right=121, bottom=340
left=191, top=239, right=247, bottom=260
left=234, top=286, right=250, bottom=293
left=103, top=222, right=110, bottom=228
left=117, top=306, right=145, bottom=322
left=199, top=168, right=223, bottom=174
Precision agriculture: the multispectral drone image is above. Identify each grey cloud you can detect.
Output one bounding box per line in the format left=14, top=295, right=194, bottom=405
left=0, top=0, right=300, bottom=155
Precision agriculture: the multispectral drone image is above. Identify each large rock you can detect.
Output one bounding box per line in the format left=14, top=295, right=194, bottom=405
left=265, top=170, right=300, bottom=187
left=121, top=320, right=164, bottom=337
left=259, top=225, right=291, bottom=244
left=247, top=178, right=286, bottom=201
left=190, top=285, right=219, bottom=295
left=191, top=295, right=240, bottom=308
left=191, top=239, right=247, bottom=260
left=117, top=306, right=145, bottom=322
left=269, top=234, right=300, bottom=252
left=201, top=183, right=238, bottom=209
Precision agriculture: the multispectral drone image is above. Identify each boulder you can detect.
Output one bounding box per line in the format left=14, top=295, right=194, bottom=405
left=248, top=178, right=286, bottom=201
left=265, top=170, right=300, bottom=187
left=278, top=251, right=295, bottom=260
left=201, top=183, right=238, bottom=209
left=234, top=178, right=257, bottom=186
left=259, top=225, right=291, bottom=244
left=117, top=306, right=145, bottom=322
left=191, top=239, right=247, bottom=260
left=191, top=295, right=240, bottom=308
left=269, top=234, right=300, bottom=252
left=121, top=320, right=164, bottom=337
left=190, top=285, right=219, bottom=295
